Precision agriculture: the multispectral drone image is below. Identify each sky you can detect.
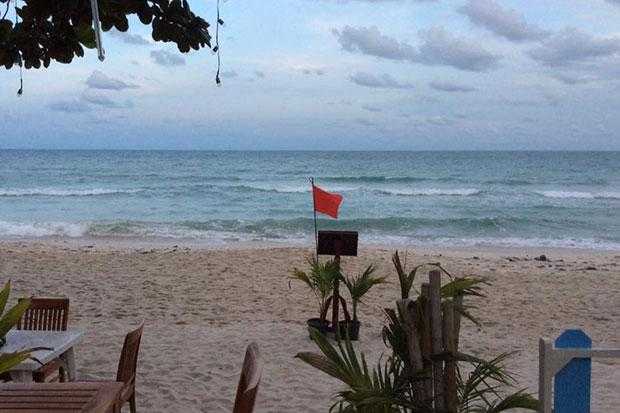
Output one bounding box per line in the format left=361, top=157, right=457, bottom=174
left=1, top=0, right=620, bottom=151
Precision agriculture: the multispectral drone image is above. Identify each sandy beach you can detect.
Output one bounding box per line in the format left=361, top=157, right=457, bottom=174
left=1, top=240, right=618, bottom=412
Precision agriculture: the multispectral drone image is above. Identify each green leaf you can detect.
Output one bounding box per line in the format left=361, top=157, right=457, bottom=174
left=0, top=350, right=32, bottom=374
left=0, top=280, right=11, bottom=316
left=0, top=298, right=30, bottom=338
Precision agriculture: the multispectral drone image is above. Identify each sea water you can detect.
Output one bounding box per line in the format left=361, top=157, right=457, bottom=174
left=0, top=150, right=618, bottom=250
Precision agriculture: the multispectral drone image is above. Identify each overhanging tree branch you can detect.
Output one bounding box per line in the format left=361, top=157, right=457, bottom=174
left=0, top=0, right=212, bottom=69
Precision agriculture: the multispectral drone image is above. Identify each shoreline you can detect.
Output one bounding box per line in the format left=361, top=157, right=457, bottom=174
left=1, top=236, right=619, bottom=256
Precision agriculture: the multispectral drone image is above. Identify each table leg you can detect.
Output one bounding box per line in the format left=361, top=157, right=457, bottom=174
left=60, top=347, right=77, bottom=381
left=9, top=370, right=33, bottom=383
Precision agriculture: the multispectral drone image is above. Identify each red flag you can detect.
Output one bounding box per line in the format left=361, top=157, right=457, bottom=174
left=313, top=185, right=343, bottom=219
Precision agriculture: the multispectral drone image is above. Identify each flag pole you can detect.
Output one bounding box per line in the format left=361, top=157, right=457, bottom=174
left=310, top=177, right=318, bottom=260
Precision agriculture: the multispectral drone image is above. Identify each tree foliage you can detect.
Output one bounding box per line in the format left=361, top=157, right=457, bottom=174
left=0, top=0, right=212, bottom=69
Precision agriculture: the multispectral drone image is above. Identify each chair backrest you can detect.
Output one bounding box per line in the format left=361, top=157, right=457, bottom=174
left=116, top=324, right=144, bottom=386
left=232, top=343, right=262, bottom=413
left=17, top=298, right=69, bottom=331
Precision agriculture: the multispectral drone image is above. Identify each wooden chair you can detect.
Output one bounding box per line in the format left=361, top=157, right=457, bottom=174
left=90, top=325, right=143, bottom=413
left=16, top=297, right=70, bottom=383
left=232, top=343, right=262, bottom=413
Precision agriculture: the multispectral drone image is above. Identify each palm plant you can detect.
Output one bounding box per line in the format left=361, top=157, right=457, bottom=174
left=291, top=257, right=341, bottom=325
left=342, top=265, right=386, bottom=323
left=0, top=280, right=42, bottom=375
left=296, top=253, right=538, bottom=413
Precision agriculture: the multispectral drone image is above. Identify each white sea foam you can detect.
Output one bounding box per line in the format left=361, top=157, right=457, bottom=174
left=377, top=188, right=481, bottom=196
left=362, top=235, right=620, bottom=251
left=230, top=184, right=359, bottom=194
left=0, top=221, right=88, bottom=238
left=0, top=188, right=142, bottom=197
left=536, top=190, right=620, bottom=199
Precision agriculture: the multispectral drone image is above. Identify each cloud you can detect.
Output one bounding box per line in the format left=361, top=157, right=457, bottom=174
left=150, top=50, right=186, bottom=66
left=528, top=28, right=620, bottom=67
left=254, top=70, right=266, bottom=78
left=109, top=29, right=150, bottom=46
left=330, top=0, right=437, bottom=3
left=333, top=25, right=416, bottom=61
left=333, top=25, right=500, bottom=71
left=86, top=71, right=138, bottom=90
left=302, top=68, right=326, bottom=76
left=425, top=115, right=455, bottom=126
left=350, top=72, right=414, bottom=89
left=458, top=0, right=549, bottom=42
left=429, top=80, right=476, bottom=92
left=606, top=0, right=620, bottom=4
left=81, top=91, right=127, bottom=109
left=221, top=70, right=238, bottom=78
left=356, top=118, right=375, bottom=127
left=48, top=99, right=91, bottom=113
left=414, top=27, right=501, bottom=71
left=362, top=104, right=382, bottom=112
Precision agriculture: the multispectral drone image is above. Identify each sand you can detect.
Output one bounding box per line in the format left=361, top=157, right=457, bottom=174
left=0, top=240, right=618, bottom=412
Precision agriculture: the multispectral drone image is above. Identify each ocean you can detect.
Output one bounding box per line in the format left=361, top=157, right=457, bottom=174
left=0, top=150, right=618, bottom=250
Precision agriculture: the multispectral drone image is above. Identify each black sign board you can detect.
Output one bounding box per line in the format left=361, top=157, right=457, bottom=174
left=317, top=230, right=358, bottom=256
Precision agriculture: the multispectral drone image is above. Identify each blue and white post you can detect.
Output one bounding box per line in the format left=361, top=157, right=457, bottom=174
left=538, top=329, right=620, bottom=413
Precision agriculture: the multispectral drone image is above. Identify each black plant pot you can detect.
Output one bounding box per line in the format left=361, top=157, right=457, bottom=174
left=307, top=318, right=330, bottom=339
left=338, top=320, right=361, bottom=341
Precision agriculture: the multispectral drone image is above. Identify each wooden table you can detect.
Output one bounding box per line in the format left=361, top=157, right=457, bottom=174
left=2, top=330, right=83, bottom=383
left=0, top=382, right=123, bottom=412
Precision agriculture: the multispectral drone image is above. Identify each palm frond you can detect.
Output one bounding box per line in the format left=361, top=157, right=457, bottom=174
left=483, top=390, right=539, bottom=413
left=0, top=280, right=10, bottom=317
left=441, top=277, right=488, bottom=299
left=0, top=297, right=30, bottom=338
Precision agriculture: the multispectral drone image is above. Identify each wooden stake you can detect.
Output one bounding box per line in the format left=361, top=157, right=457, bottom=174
left=397, top=299, right=423, bottom=371
left=442, top=300, right=457, bottom=412
left=454, top=293, right=463, bottom=351
left=331, top=255, right=341, bottom=338
left=429, top=270, right=444, bottom=412
left=420, top=283, right=433, bottom=404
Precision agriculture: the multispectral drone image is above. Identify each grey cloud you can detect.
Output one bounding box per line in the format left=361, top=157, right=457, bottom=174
left=221, top=70, right=238, bottom=78
left=528, top=28, right=620, bottom=67
left=458, top=0, right=549, bottom=42
left=362, top=104, right=382, bottom=112
left=350, top=72, right=414, bottom=89
left=48, top=100, right=91, bottom=113
left=150, top=50, right=186, bottom=66
left=86, top=71, right=138, bottom=90
left=330, top=0, right=436, bottom=3
left=254, top=70, right=266, bottom=78
left=110, top=29, right=150, bottom=46
left=302, top=68, right=326, bottom=76
left=81, top=91, right=128, bottom=109
left=552, top=73, right=598, bottom=85
left=356, top=118, right=375, bottom=127
left=429, top=80, right=476, bottom=92
left=425, top=116, right=455, bottom=126
left=415, top=27, right=500, bottom=71
left=334, top=25, right=500, bottom=72
left=333, top=26, right=416, bottom=61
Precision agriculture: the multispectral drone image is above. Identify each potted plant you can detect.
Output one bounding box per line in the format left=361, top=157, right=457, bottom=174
left=340, top=264, right=386, bottom=340
left=291, top=257, right=340, bottom=336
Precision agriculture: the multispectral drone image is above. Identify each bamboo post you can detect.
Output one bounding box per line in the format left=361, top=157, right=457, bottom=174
left=331, top=254, right=341, bottom=338
left=442, top=300, right=457, bottom=412
left=420, top=283, right=433, bottom=403
left=398, top=299, right=424, bottom=374
left=429, top=269, right=444, bottom=412
left=453, top=293, right=463, bottom=351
